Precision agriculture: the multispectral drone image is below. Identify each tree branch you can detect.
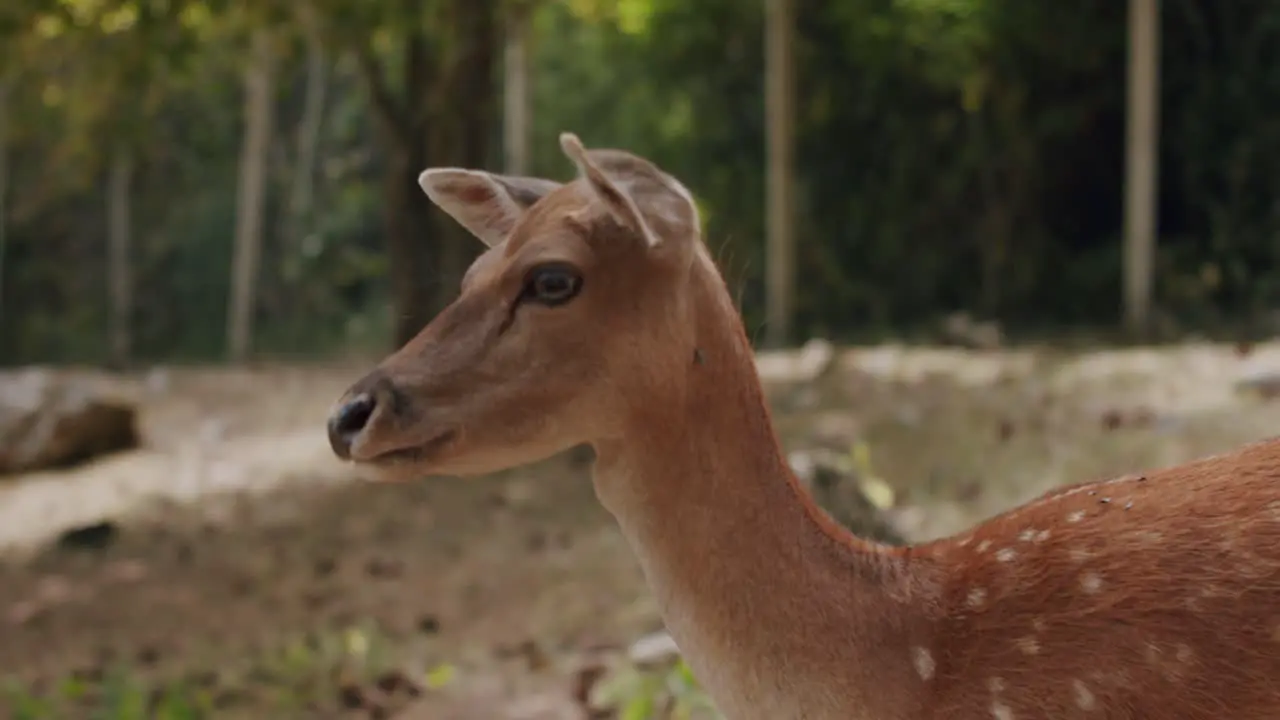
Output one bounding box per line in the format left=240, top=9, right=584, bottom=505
left=354, top=42, right=410, bottom=148
left=407, top=32, right=439, bottom=130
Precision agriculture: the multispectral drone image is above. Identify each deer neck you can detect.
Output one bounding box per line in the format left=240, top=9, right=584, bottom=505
left=590, top=272, right=933, bottom=718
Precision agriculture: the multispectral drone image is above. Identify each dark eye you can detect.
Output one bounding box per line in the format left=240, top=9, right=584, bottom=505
left=523, top=264, right=583, bottom=306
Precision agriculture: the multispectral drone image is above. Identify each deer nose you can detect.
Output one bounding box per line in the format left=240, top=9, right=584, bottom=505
left=328, top=392, right=378, bottom=460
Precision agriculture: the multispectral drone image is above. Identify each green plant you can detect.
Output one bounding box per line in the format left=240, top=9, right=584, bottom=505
left=594, top=657, right=722, bottom=720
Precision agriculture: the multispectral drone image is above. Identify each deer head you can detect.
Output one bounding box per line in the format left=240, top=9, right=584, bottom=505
left=326, top=134, right=707, bottom=479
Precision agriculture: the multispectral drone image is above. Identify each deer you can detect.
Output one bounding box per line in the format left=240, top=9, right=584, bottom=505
left=326, top=133, right=1280, bottom=720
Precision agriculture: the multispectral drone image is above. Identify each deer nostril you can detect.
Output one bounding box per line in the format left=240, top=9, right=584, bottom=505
left=328, top=393, right=377, bottom=459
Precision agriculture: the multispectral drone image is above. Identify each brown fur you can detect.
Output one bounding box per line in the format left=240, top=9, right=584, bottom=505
left=920, top=442, right=1280, bottom=719
left=328, top=134, right=1280, bottom=719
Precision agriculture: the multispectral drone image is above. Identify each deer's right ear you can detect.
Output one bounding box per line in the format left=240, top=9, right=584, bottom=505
left=418, top=169, right=562, bottom=248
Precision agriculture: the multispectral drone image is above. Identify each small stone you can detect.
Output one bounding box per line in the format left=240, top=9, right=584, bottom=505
left=628, top=631, right=681, bottom=668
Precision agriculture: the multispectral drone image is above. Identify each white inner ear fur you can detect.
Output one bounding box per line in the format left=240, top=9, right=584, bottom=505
left=418, top=168, right=526, bottom=248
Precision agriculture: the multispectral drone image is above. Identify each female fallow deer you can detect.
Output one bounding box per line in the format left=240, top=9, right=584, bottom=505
left=326, top=134, right=1280, bottom=719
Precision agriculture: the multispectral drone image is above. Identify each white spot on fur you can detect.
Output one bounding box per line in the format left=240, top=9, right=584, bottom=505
left=1175, top=644, right=1193, bottom=664
left=1131, top=529, right=1162, bottom=545
left=1144, top=642, right=1160, bottom=664
left=977, top=540, right=992, bottom=553
left=1143, top=641, right=1194, bottom=680
left=968, top=588, right=988, bottom=607
left=912, top=647, right=935, bottom=681
left=957, top=536, right=973, bottom=547
left=1073, top=679, right=1096, bottom=710
left=996, top=548, right=1017, bottom=563
left=1012, top=527, right=1052, bottom=543
left=1088, top=668, right=1132, bottom=689
left=988, top=676, right=1014, bottom=719
left=1016, top=636, right=1040, bottom=655
left=1004, top=472, right=1148, bottom=522
left=1081, top=572, right=1103, bottom=594
left=1066, top=510, right=1086, bottom=523
left=1069, top=547, right=1093, bottom=563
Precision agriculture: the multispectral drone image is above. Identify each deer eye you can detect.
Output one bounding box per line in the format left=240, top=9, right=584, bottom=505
left=523, top=264, right=583, bottom=306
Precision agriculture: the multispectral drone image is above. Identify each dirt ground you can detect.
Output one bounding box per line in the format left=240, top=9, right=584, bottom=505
left=3, top=340, right=1280, bottom=717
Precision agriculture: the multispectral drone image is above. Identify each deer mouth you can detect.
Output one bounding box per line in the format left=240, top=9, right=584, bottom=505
left=363, top=428, right=459, bottom=466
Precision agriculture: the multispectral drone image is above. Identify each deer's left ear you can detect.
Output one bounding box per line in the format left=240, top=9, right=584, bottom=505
left=418, top=169, right=563, bottom=247
left=558, top=132, right=700, bottom=252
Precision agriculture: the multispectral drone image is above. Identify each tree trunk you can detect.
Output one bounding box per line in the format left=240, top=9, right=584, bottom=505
left=0, top=77, right=9, bottom=335
left=362, top=0, right=500, bottom=347
left=384, top=137, right=437, bottom=346
left=282, top=3, right=329, bottom=284
left=424, top=0, right=499, bottom=312
left=107, top=145, right=134, bottom=368
left=764, top=0, right=796, bottom=348
left=503, top=2, right=531, bottom=175
left=1123, top=0, right=1160, bottom=335
left=227, top=29, right=276, bottom=362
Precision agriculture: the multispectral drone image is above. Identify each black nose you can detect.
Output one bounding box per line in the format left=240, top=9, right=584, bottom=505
left=328, top=392, right=377, bottom=459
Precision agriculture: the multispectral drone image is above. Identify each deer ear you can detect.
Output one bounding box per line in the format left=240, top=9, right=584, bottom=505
left=418, top=169, right=562, bottom=247
left=558, top=133, right=700, bottom=250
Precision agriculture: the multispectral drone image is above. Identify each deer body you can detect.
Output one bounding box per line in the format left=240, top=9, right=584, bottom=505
left=920, top=444, right=1280, bottom=719
left=327, top=134, right=1280, bottom=719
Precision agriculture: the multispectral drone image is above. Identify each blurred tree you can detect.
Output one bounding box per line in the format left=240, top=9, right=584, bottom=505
left=504, top=0, right=535, bottom=175
left=311, top=0, right=501, bottom=345
left=764, top=0, right=795, bottom=347
left=106, top=140, right=133, bottom=366
left=0, top=75, right=9, bottom=335
left=227, top=27, right=276, bottom=362
left=6, top=0, right=1280, bottom=364
left=1123, top=0, right=1160, bottom=336
left=277, top=1, right=329, bottom=291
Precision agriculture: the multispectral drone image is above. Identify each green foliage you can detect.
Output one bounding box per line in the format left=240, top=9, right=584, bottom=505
left=4, top=0, right=1280, bottom=363
left=3, top=669, right=215, bottom=719
left=0, top=622, right=405, bottom=718
left=594, top=657, right=721, bottom=720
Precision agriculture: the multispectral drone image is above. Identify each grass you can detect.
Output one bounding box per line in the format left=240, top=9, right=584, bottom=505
left=4, top=670, right=215, bottom=720
left=0, top=621, right=440, bottom=719
left=3, top=636, right=720, bottom=720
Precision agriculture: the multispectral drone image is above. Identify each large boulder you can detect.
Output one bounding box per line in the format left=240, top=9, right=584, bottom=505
left=789, top=448, right=907, bottom=546
left=940, top=311, right=1003, bottom=350
left=0, top=368, right=140, bottom=475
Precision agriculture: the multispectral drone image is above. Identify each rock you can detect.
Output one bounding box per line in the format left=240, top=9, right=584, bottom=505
left=144, top=366, right=171, bottom=394
left=54, top=520, right=119, bottom=551
left=1235, top=373, right=1280, bottom=400
left=940, top=312, right=1003, bottom=350
left=756, top=338, right=837, bottom=385
left=807, top=412, right=863, bottom=451
left=789, top=449, right=907, bottom=546
left=793, top=338, right=836, bottom=381
left=628, top=630, right=681, bottom=669
left=0, top=368, right=140, bottom=475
